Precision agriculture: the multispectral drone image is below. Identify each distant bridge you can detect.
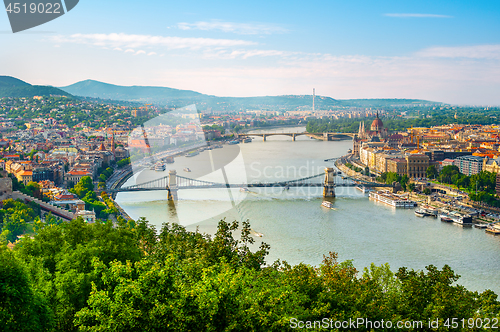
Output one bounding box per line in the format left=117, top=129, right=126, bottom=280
left=239, top=132, right=355, bottom=141
left=108, top=168, right=392, bottom=200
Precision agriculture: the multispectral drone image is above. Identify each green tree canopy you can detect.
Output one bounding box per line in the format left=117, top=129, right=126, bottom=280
left=71, top=176, right=94, bottom=198
left=0, top=246, right=53, bottom=331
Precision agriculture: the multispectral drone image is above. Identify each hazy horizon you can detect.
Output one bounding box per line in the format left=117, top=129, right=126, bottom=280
left=2, top=0, right=500, bottom=105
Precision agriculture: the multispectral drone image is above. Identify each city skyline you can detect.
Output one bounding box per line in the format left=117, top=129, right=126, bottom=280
left=2, top=0, right=500, bottom=105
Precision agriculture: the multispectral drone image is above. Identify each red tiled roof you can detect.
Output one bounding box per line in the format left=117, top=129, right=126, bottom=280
left=67, top=170, right=91, bottom=176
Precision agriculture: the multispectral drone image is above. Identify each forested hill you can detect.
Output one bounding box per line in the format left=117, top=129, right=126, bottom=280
left=59, top=79, right=440, bottom=111
left=0, top=76, right=71, bottom=98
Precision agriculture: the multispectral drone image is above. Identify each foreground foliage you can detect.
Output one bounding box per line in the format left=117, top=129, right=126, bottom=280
left=1, top=217, right=499, bottom=331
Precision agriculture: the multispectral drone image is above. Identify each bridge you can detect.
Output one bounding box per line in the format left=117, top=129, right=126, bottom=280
left=239, top=132, right=355, bottom=141
left=108, top=168, right=392, bottom=201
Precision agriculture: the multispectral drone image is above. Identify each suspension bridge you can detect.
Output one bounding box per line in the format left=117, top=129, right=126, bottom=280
left=108, top=168, right=393, bottom=201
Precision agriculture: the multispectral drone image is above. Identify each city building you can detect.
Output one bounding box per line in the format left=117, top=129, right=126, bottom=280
left=455, top=155, right=484, bottom=176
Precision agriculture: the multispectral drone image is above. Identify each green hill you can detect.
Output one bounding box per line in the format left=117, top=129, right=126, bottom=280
left=60, top=79, right=203, bottom=102
left=59, top=79, right=442, bottom=110
left=0, top=76, right=72, bottom=98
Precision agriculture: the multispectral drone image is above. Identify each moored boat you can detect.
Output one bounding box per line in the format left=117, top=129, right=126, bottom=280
left=154, top=163, right=166, bottom=171
left=415, top=209, right=426, bottom=217
left=440, top=211, right=473, bottom=226
left=439, top=214, right=453, bottom=222
left=183, top=167, right=191, bottom=172
left=485, top=226, right=500, bottom=235
left=369, top=190, right=417, bottom=208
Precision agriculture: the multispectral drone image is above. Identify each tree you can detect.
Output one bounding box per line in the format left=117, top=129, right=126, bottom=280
left=71, top=176, right=94, bottom=198
left=426, top=165, right=438, bottom=179
left=394, top=265, right=477, bottom=323
left=439, top=165, right=459, bottom=184
left=25, top=181, right=41, bottom=199
left=407, top=183, right=416, bottom=192
left=423, top=188, right=432, bottom=195
left=16, top=217, right=143, bottom=332
left=0, top=247, right=54, bottom=331
left=385, top=172, right=401, bottom=185
left=400, top=175, right=409, bottom=190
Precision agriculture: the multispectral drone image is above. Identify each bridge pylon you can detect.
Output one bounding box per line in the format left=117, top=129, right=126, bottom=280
left=167, top=169, right=178, bottom=201
left=323, top=167, right=336, bottom=198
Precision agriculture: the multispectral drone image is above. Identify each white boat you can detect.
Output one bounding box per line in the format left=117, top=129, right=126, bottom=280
left=243, top=138, right=252, bottom=143
left=240, top=187, right=250, bottom=193
left=414, top=209, right=426, bottom=217
left=183, top=167, right=191, bottom=172
left=440, top=211, right=472, bottom=226
left=439, top=213, right=453, bottom=222
left=154, top=163, right=166, bottom=171
left=420, top=204, right=438, bottom=217
left=321, top=201, right=336, bottom=209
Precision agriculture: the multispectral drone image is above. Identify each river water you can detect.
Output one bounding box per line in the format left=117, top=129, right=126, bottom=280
left=116, top=127, right=500, bottom=294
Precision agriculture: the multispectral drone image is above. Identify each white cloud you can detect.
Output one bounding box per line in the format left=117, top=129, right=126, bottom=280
left=384, top=13, right=452, bottom=18
left=202, top=49, right=294, bottom=60
left=50, top=33, right=257, bottom=50
left=157, top=50, right=500, bottom=105
left=44, top=32, right=500, bottom=104
left=177, top=20, right=288, bottom=35
left=417, top=44, right=500, bottom=59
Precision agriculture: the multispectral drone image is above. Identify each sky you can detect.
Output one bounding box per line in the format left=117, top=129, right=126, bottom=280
left=1, top=0, right=500, bottom=105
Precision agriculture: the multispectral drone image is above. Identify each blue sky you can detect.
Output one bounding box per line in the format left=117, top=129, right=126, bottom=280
left=2, top=0, right=500, bottom=104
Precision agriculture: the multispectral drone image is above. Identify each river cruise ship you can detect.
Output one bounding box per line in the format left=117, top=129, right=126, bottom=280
left=369, top=190, right=417, bottom=208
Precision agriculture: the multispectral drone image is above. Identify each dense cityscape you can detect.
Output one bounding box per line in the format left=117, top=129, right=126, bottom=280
left=2, top=80, right=500, bottom=330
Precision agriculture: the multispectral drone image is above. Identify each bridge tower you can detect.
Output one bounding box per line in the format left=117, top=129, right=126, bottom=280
left=263, top=134, right=267, bottom=142
left=323, top=167, right=335, bottom=198
left=167, top=169, right=178, bottom=201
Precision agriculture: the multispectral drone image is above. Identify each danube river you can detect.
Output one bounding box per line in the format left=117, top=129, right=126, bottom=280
left=116, top=127, right=500, bottom=294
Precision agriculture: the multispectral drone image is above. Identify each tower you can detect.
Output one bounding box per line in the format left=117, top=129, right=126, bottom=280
left=111, top=131, right=115, bottom=155
left=312, top=88, right=315, bottom=112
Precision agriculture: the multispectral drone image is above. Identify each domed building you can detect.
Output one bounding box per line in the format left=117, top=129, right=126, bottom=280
left=355, top=112, right=389, bottom=140
left=367, top=112, right=388, bottom=139
left=352, top=112, right=390, bottom=156
left=370, top=113, right=384, bottom=132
